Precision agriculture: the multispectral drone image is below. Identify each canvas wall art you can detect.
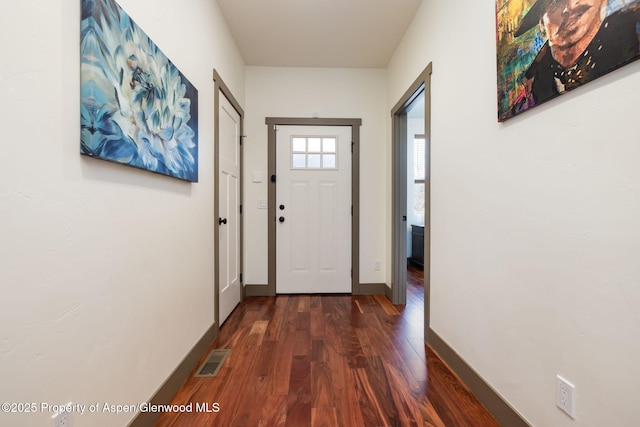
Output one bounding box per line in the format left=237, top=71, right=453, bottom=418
left=496, top=0, right=640, bottom=122
left=81, top=0, right=199, bottom=181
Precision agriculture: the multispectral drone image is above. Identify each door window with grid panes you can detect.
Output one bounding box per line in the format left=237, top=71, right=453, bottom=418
left=291, top=136, right=338, bottom=170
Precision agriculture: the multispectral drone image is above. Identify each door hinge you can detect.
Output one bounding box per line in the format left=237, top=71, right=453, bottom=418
left=240, top=204, right=243, bottom=214
left=271, top=174, right=276, bottom=183
left=240, top=273, right=243, bottom=283
left=351, top=205, right=353, bottom=216
left=351, top=141, right=355, bottom=153
left=351, top=269, right=353, bottom=278
left=239, top=136, right=243, bottom=145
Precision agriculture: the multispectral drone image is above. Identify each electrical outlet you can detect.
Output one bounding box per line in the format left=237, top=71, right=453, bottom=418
left=51, top=404, right=73, bottom=427
left=556, top=375, right=576, bottom=419
left=374, top=260, right=381, bottom=271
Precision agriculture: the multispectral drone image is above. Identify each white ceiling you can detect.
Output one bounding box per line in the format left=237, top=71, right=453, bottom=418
left=215, top=0, right=423, bottom=68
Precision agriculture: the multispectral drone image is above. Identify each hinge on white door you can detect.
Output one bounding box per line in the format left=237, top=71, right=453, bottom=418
left=351, top=141, right=355, bottom=153
left=351, top=205, right=353, bottom=216
left=239, top=204, right=243, bottom=214
left=240, top=273, right=243, bottom=283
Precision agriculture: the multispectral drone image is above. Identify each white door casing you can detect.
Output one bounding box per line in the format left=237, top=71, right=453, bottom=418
left=276, top=126, right=352, bottom=294
left=218, top=93, right=241, bottom=324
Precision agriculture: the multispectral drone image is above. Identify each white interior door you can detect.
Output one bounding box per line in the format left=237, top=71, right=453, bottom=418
left=276, top=125, right=351, bottom=294
left=218, top=94, right=241, bottom=324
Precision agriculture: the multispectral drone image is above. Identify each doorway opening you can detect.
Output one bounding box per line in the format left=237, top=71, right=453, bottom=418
left=391, top=64, right=432, bottom=340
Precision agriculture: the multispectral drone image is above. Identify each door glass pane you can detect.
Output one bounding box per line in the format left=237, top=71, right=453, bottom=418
left=322, top=154, right=336, bottom=169
left=290, top=135, right=340, bottom=170
left=292, top=153, right=306, bottom=168
left=292, top=138, right=306, bottom=152
left=322, top=138, right=336, bottom=153
left=308, top=138, right=321, bottom=152
left=308, top=154, right=321, bottom=168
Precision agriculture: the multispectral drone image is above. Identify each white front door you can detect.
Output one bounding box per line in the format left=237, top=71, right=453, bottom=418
left=276, top=125, right=351, bottom=294
left=218, top=93, right=241, bottom=324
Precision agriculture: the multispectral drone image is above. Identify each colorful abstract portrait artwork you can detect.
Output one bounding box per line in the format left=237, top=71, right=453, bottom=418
left=81, top=0, right=199, bottom=181
left=496, top=0, right=640, bottom=122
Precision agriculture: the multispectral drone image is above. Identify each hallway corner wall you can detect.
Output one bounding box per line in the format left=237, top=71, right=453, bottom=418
left=387, top=1, right=640, bottom=426
left=0, top=1, right=244, bottom=426
left=243, top=66, right=389, bottom=287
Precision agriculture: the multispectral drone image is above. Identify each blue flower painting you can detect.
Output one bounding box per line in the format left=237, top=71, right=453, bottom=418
left=81, top=0, right=198, bottom=181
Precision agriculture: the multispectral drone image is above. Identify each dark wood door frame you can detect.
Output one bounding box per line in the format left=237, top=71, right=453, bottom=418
left=264, top=117, right=362, bottom=296
left=390, top=63, right=432, bottom=339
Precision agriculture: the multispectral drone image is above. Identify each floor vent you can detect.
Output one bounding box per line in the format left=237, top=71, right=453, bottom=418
left=194, top=349, right=230, bottom=377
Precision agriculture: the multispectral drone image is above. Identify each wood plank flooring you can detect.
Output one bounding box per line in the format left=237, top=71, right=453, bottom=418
left=155, top=268, right=499, bottom=426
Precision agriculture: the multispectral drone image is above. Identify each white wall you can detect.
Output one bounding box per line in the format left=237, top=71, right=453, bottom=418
left=388, top=1, right=640, bottom=426
left=0, top=1, right=244, bottom=426
left=243, top=67, right=388, bottom=285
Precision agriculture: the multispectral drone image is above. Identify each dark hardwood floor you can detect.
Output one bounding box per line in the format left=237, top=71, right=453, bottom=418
left=154, top=267, right=499, bottom=426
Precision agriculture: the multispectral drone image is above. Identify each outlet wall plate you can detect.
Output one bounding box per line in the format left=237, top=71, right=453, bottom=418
left=52, top=412, right=71, bottom=427
left=51, top=402, right=73, bottom=427
left=556, top=375, right=576, bottom=419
